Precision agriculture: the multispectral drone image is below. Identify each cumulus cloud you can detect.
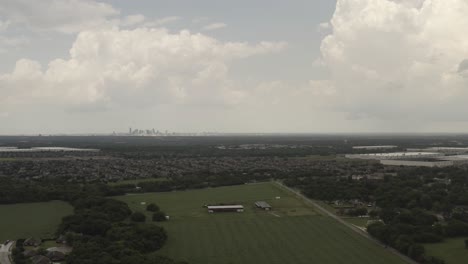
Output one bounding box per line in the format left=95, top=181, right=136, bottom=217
left=121, top=15, right=146, bottom=27
left=318, top=0, right=468, bottom=124
left=0, top=0, right=119, bottom=33
left=0, top=28, right=286, bottom=112
left=202, top=23, right=227, bottom=31
left=142, top=16, right=181, bottom=28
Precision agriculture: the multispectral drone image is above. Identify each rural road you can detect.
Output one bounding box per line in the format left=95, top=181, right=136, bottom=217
left=275, top=181, right=418, bottom=264
left=0, top=241, right=13, bottom=264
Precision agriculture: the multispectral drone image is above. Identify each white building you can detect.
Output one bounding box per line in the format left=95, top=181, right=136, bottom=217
left=352, top=145, right=398, bottom=150
left=346, top=151, right=468, bottom=167
left=345, top=152, right=442, bottom=160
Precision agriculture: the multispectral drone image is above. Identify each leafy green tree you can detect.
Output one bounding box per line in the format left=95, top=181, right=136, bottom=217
left=130, top=212, right=146, bottom=222
left=152, top=211, right=167, bottom=222
left=146, top=203, right=160, bottom=212
left=408, top=244, right=425, bottom=261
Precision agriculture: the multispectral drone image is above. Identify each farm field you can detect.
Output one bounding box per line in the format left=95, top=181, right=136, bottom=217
left=115, top=182, right=408, bottom=264
left=0, top=201, right=73, bottom=242
left=424, top=238, right=468, bottom=264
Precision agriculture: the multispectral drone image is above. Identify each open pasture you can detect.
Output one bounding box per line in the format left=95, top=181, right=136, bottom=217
left=0, top=201, right=73, bottom=242
left=115, top=182, right=407, bottom=264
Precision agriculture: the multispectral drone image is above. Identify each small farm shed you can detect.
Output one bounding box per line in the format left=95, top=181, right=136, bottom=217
left=255, top=201, right=272, bottom=211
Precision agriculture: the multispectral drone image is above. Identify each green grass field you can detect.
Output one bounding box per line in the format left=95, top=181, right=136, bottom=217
left=115, top=183, right=407, bottom=264
left=0, top=201, right=73, bottom=242
left=425, top=238, right=468, bottom=264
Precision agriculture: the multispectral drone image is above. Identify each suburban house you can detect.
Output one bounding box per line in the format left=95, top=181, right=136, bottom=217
left=23, top=249, right=38, bottom=258
left=23, top=237, right=42, bottom=247
left=31, top=255, right=51, bottom=264
left=46, top=250, right=66, bottom=261
left=55, top=235, right=67, bottom=244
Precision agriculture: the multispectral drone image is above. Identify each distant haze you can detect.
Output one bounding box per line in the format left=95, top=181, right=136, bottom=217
left=1, top=0, right=468, bottom=134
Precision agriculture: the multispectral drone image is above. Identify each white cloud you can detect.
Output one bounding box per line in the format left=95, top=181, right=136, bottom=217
left=142, top=16, right=181, bottom=28
left=0, top=0, right=119, bottom=33
left=309, top=80, right=336, bottom=96
left=202, top=23, right=227, bottom=31
left=0, top=28, right=285, bottom=112
left=318, top=0, right=468, bottom=124
left=121, top=15, right=146, bottom=27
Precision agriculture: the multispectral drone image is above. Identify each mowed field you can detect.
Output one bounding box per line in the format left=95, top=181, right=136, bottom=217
left=425, top=238, right=468, bottom=264
left=114, top=182, right=408, bottom=264
left=0, top=201, right=73, bottom=242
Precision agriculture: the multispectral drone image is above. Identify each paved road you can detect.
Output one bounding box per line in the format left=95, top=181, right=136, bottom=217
left=275, top=181, right=418, bottom=264
left=0, top=241, right=13, bottom=264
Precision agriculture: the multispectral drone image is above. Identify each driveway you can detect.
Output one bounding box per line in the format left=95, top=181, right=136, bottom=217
left=0, top=241, right=13, bottom=264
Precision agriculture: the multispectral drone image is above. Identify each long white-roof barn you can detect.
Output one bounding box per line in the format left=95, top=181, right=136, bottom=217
left=207, top=205, right=244, bottom=213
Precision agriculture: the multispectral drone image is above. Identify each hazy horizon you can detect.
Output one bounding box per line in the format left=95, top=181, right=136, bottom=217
left=2, top=0, right=468, bottom=134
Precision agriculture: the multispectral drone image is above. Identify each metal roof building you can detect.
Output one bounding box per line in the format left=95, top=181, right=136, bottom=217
left=207, top=205, right=244, bottom=213
left=345, top=152, right=441, bottom=160
left=407, top=147, right=468, bottom=154
left=352, top=145, right=397, bottom=150
left=255, top=201, right=272, bottom=210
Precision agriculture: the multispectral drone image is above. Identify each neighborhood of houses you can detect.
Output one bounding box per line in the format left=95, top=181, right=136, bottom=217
left=8, top=236, right=71, bottom=264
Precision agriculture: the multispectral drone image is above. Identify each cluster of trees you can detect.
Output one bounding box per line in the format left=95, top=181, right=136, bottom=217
left=146, top=203, right=168, bottom=222
left=341, top=207, right=368, bottom=217
left=366, top=211, right=444, bottom=263
left=0, top=177, right=125, bottom=204
left=57, top=196, right=184, bottom=264
left=111, top=174, right=247, bottom=194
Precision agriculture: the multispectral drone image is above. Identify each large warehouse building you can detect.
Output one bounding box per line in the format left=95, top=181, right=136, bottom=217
left=407, top=147, right=468, bottom=155
left=346, top=150, right=468, bottom=167
left=345, top=152, right=442, bottom=160
left=352, top=145, right=398, bottom=150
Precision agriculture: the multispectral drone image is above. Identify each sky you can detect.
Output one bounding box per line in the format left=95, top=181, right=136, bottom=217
left=1, top=0, right=468, bottom=134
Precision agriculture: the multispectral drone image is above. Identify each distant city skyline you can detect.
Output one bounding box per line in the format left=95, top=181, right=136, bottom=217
left=1, top=0, right=468, bottom=134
